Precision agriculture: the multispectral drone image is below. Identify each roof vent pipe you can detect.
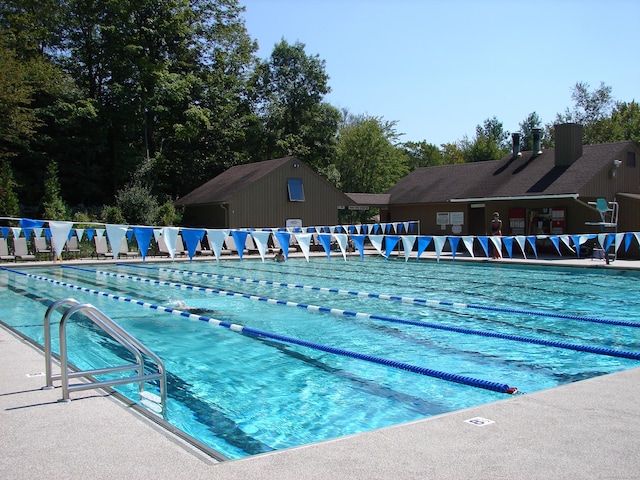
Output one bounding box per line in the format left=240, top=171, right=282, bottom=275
left=511, top=133, right=521, bottom=158
left=532, top=128, right=542, bottom=156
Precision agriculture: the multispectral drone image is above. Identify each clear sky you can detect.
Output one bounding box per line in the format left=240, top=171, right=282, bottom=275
left=241, top=0, right=639, bottom=146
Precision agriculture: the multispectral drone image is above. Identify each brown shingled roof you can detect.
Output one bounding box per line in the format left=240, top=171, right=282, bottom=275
left=175, top=157, right=294, bottom=206
left=386, top=141, right=634, bottom=204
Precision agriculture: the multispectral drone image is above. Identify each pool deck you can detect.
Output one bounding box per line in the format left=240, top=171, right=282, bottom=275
left=2, top=253, right=640, bottom=479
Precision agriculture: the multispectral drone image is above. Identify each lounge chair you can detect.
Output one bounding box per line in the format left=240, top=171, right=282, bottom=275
left=224, top=235, right=244, bottom=255
left=13, top=237, right=36, bottom=261
left=119, top=237, right=139, bottom=259
left=0, top=237, right=15, bottom=262
left=94, top=236, right=114, bottom=259
left=157, top=235, right=186, bottom=257
left=65, top=235, right=81, bottom=259
left=175, top=234, right=187, bottom=257
left=34, top=236, right=52, bottom=260
left=196, top=240, right=213, bottom=256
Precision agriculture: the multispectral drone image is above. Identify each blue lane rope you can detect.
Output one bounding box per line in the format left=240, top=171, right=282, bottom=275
left=1, top=266, right=517, bottom=394
left=63, top=265, right=640, bottom=362
left=120, top=263, right=640, bottom=329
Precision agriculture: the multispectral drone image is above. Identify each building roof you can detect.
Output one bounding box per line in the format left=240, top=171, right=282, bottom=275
left=175, top=157, right=294, bottom=206
left=386, top=141, right=635, bottom=205
left=345, top=193, right=391, bottom=207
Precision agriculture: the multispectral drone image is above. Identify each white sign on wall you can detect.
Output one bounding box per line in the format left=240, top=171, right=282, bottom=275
left=436, top=212, right=450, bottom=226
left=286, top=218, right=303, bottom=229
left=450, top=212, right=464, bottom=225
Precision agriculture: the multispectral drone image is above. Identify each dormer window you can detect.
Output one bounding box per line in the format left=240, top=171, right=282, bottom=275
left=287, top=178, right=305, bottom=202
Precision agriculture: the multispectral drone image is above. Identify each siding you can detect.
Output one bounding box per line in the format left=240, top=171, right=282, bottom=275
left=228, top=160, right=351, bottom=228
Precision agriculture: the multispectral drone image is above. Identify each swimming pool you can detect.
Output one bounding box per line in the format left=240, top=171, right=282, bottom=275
left=1, top=257, right=640, bottom=460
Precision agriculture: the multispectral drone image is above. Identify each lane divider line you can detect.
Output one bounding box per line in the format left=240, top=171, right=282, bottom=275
left=63, top=265, right=640, bottom=362
left=119, top=263, right=640, bottom=328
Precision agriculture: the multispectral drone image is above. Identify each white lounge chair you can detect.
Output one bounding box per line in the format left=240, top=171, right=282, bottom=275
left=65, top=235, right=81, bottom=259
left=13, top=237, right=36, bottom=261
left=94, top=236, right=114, bottom=259
left=0, top=237, right=15, bottom=262
left=196, top=239, right=213, bottom=256
left=157, top=235, right=186, bottom=257
left=34, top=236, right=52, bottom=260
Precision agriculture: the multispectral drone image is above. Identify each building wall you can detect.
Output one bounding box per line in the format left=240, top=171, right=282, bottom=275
left=388, top=198, right=620, bottom=237
left=182, top=160, right=352, bottom=229
left=579, top=145, right=640, bottom=199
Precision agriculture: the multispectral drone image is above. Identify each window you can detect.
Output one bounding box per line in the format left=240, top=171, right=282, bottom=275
left=627, top=151, right=636, bottom=167
left=287, top=178, right=305, bottom=202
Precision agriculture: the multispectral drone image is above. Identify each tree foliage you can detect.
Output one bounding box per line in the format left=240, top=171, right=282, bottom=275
left=402, top=141, right=445, bottom=170
left=335, top=114, right=408, bottom=193
left=552, top=81, right=615, bottom=145
left=41, top=160, right=70, bottom=220
left=462, top=116, right=510, bottom=162
left=250, top=39, right=339, bottom=169
left=0, top=159, right=20, bottom=217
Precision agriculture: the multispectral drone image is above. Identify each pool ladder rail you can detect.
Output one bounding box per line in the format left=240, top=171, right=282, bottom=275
left=43, top=298, right=167, bottom=416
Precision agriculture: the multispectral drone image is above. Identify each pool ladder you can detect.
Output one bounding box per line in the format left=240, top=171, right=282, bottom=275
left=43, top=298, right=167, bottom=416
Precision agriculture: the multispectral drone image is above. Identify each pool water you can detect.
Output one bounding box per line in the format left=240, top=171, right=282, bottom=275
left=1, top=257, right=639, bottom=459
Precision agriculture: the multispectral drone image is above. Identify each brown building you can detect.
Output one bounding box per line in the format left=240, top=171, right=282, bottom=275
left=381, top=124, right=640, bottom=239
left=175, top=156, right=355, bottom=229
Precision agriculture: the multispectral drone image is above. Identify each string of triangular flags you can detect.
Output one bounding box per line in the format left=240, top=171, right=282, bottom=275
left=1, top=218, right=637, bottom=262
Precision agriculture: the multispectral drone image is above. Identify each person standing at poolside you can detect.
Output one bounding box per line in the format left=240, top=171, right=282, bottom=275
left=491, top=212, right=502, bottom=258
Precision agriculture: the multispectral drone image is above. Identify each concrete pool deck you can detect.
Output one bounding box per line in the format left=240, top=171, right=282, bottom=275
left=1, top=254, right=640, bottom=479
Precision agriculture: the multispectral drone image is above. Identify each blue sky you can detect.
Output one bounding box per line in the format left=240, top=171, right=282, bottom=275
left=241, top=0, right=639, bottom=146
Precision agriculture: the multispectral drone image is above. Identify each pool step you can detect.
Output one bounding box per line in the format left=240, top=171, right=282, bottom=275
left=140, top=390, right=163, bottom=414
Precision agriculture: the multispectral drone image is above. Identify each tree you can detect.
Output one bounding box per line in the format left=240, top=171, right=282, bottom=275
left=553, top=81, right=614, bottom=145
left=440, top=142, right=466, bottom=165
left=250, top=39, right=339, bottom=168
left=0, top=159, right=20, bottom=217
left=335, top=114, right=408, bottom=194
left=401, top=141, right=444, bottom=170
left=57, top=0, right=258, bottom=201
left=518, top=112, right=544, bottom=151
left=463, top=116, right=510, bottom=162
left=115, top=182, right=159, bottom=225
left=41, top=160, right=69, bottom=220
left=606, top=101, right=640, bottom=143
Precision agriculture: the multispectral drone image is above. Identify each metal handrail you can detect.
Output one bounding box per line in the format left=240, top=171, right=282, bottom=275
left=43, top=298, right=166, bottom=414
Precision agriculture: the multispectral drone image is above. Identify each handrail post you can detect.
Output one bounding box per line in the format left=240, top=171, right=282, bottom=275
left=48, top=301, right=167, bottom=414
left=43, top=298, right=80, bottom=389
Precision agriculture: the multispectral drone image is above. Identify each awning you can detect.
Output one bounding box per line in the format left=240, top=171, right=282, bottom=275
left=449, top=194, right=579, bottom=203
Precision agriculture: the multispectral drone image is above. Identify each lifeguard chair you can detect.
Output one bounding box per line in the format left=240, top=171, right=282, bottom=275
left=585, top=198, right=618, bottom=263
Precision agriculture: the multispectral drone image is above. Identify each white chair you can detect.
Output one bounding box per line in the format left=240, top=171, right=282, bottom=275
left=65, top=236, right=81, bottom=259
left=0, top=237, right=15, bottom=262
left=13, top=237, right=36, bottom=261
left=94, top=236, right=114, bottom=259
left=34, top=236, right=52, bottom=260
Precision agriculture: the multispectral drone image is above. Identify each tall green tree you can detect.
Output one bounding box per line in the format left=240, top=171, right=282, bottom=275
left=57, top=0, right=257, bottom=201
left=250, top=39, right=339, bottom=169
left=518, top=112, right=543, bottom=151
left=603, top=101, right=640, bottom=143
left=463, top=116, right=510, bottom=162
left=553, top=81, right=614, bottom=145
left=41, top=160, right=69, bottom=220
left=0, top=159, right=20, bottom=217
left=335, top=114, right=408, bottom=193
left=440, top=142, right=466, bottom=165
left=401, top=141, right=445, bottom=170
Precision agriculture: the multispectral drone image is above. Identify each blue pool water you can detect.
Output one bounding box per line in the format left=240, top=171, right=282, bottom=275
left=1, top=257, right=640, bottom=459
